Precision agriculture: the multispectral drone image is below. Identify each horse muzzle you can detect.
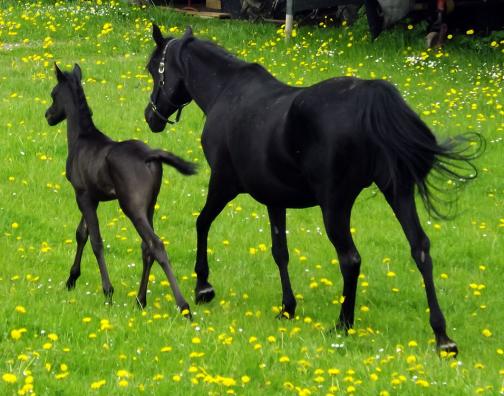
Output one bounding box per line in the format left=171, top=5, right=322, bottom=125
left=144, top=105, right=166, bottom=133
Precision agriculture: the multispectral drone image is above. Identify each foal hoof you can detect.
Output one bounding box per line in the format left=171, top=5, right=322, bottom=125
left=66, top=278, right=77, bottom=291
left=180, top=305, right=192, bottom=321
left=195, top=285, right=215, bottom=304
left=438, top=340, right=458, bottom=358
left=103, top=286, right=114, bottom=304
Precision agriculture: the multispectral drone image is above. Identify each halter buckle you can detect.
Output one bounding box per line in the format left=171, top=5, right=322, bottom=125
left=158, top=62, right=165, bottom=74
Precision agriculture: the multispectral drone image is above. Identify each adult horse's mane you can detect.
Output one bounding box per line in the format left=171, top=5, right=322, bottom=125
left=148, top=34, right=268, bottom=79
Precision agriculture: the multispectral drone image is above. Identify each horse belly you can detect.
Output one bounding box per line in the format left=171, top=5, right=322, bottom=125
left=243, top=174, right=317, bottom=208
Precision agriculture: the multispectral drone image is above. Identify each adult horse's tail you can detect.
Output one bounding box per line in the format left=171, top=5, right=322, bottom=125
left=359, top=79, right=485, bottom=219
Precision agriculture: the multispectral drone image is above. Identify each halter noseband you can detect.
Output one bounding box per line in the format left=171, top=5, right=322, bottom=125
left=149, top=39, right=189, bottom=125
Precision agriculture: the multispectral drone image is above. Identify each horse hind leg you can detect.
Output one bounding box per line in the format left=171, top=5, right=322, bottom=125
left=267, top=206, right=296, bottom=319
left=136, top=204, right=155, bottom=309
left=378, top=183, right=457, bottom=356
left=136, top=240, right=154, bottom=309
left=129, top=214, right=190, bottom=318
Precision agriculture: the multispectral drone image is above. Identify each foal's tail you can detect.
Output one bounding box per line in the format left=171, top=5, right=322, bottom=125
left=359, top=79, right=485, bottom=219
left=146, top=150, right=197, bottom=175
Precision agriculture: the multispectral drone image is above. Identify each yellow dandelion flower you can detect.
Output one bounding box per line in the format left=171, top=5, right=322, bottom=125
left=90, top=379, right=106, bottom=389
left=116, top=370, right=130, bottom=378
left=328, top=368, right=341, bottom=375
left=241, top=375, right=250, bottom=384
left=192, top=337, right=201, bottom=344
left=2, top=373, right=17, bottom=384
left=416, top=379, right=430, bottom=387
left=11, top=328, right=27, bottom=340
left=482, top=329, right=492, bottom=337
left=42, top=342, right=53, bottom=350
left=279, top=356, right=290, bottom=363
left=15, top=305, right=26, bottom=314
left=172, top=374, right=181, bottom=382
left=406, top=355, right=417, bottom=364
left=118, top=379, right=128, bottom=387
left=48, top=333, right=58, bottom=341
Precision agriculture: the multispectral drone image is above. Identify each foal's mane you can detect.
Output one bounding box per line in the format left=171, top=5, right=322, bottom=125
left=62, top=71, right=93, bottom=124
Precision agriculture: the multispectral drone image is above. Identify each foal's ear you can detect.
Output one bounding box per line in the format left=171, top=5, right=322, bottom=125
left=152, top=23, right=164, bottom=47
left=183, top=26, right=193, bottom=38
left=73, top=63, right=82, bottom=82
left=55, top=63, right=65, bottom=82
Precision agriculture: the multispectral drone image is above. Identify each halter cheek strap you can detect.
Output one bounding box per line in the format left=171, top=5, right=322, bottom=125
left=149, top=39, right=189, bottom=125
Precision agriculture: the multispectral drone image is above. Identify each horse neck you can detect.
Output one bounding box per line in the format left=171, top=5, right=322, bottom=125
left=181, top=40, right=245, bottom=114
left=65, top=85, right=97, bottom=147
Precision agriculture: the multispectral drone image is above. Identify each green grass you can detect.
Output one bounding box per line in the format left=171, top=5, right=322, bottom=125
left=1, top=1, right=503, bottom=395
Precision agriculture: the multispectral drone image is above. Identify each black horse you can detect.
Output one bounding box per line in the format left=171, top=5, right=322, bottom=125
left=145, top=26, right=483, bottom=354
left=46, top=63, right=196, bottom=316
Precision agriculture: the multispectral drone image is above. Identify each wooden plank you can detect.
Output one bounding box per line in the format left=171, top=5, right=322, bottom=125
left=170, top=8, right=231, bottom=18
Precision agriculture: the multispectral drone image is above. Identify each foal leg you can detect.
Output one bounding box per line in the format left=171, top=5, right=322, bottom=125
left=267, top=206, right=296, bottom=319
left=136, top=204, right=156, bottom=309
left=128, top=214, right=190, bottom=317
left=379, top=184, right=457, bottom=355
left=136, top=240, right=154, bottom=309
left=194, top=175, right=237, bottom=304
left=76, top=194, right=114, bottom=301
left=321, top=191, right=361, bottom=330
left=66, top=216, right=88, bottom=290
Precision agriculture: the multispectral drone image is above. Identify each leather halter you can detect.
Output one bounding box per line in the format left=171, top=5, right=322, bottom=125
left=149, top=39, right=189, bottom=124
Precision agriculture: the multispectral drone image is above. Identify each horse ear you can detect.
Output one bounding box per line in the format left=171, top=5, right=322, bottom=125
left=55, top=63, right=65, bottom=82
left=152, top=24, right=164, bottom=47
left=73, top=63, right=82, bottom=81
left=183, top=26, right=193, bottom=38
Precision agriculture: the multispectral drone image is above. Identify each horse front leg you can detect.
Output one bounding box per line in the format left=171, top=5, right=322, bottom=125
left=76, top=194, right=114, bottom=302
left=66, top=216, right=88, bottom=290
left=195, top=174, right=237, bottom=304
left=267, top=206, right=296, bottom=319
left=321, top=189, right=362, bottom=331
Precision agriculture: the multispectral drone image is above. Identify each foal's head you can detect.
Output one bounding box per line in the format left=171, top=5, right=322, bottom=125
left=145, top=24, right=193, bottom=132
left=45, top=63, right=83, bottom=126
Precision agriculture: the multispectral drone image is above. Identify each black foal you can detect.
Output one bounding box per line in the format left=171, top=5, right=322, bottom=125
left=45, top=64, right=195, bottom=316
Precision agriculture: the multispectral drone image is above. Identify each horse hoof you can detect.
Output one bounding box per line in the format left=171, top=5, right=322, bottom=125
left=103, top=286, right=114, bottom=304
left=136, top=297, right=146, bottom=310
left=275, top=310, right=294, bottom=320
left=180, top=305, right=192, bottom=321
left=66, top=278, right=76, bottom=290
left=438, top=340, right=458, bottom=358
left=195, top=286, right=215, bottom=304
left=334, top=320, right=352, bottom=334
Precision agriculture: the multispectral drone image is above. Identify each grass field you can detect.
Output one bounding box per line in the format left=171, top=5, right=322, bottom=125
left=1, top=1, right=503, bottom=395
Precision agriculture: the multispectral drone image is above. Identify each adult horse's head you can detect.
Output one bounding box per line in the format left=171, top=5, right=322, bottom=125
left=145, top=24, right=193, bottom=132
left=45, top=63, right=83, bottom=126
